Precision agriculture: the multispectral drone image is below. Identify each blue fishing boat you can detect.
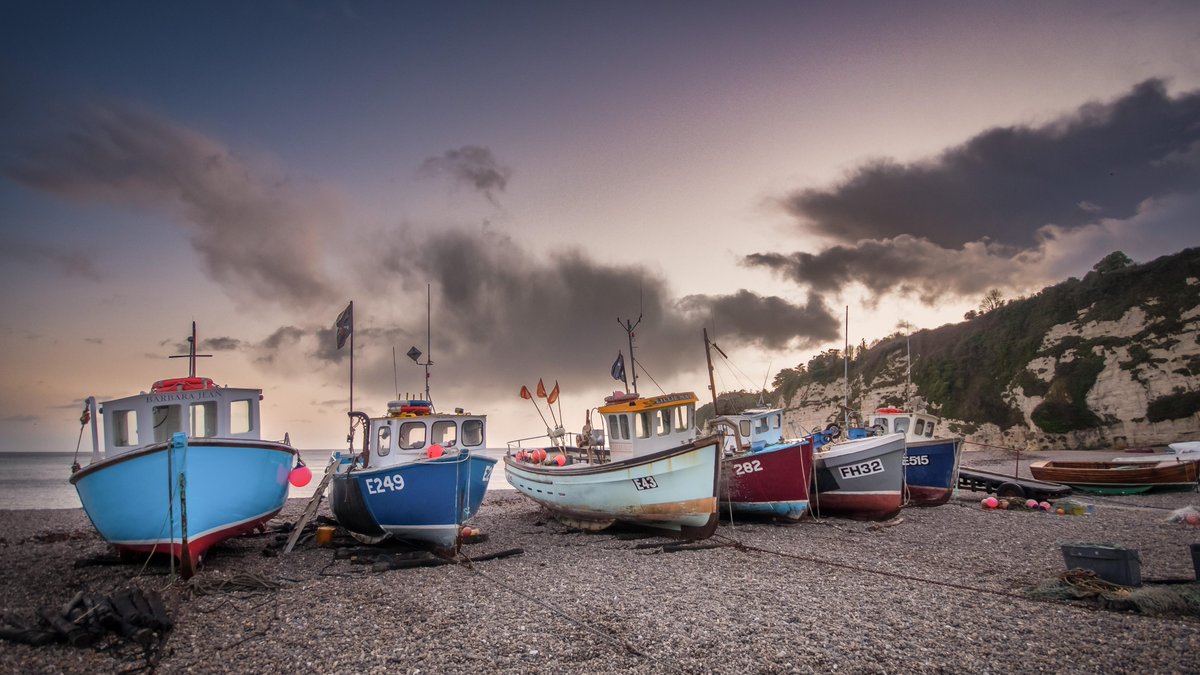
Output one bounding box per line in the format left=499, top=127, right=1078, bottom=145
left=326, top=293, right=495, bottom=553
left=330, top=400, right=496, bottom=551
left=864, top=408, right=963, bottom=506
left=69, top=323, right=300, bottom=577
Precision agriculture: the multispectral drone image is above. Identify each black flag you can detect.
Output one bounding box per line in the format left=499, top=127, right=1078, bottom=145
left=335, top=302, right=353, bottom=350
left=611, top=351, right=625, bottom=383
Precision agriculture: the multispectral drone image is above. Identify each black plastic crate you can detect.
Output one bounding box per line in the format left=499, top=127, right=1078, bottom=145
left=1061, top=544, right=1141, bottom=586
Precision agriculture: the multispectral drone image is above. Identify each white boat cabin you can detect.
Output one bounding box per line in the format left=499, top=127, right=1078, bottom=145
left=711, top=407, right=784, bottom=454
left=867, top=408, right=940, bottom=443
left=360, top=400, right=486, bottom=469
left=597, top=391, right=699, bottom=460
left=91, top=377, right=265, bottom=459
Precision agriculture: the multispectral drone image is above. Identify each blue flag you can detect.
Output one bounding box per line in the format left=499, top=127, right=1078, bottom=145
left=611, top=351, right=625, bottom=383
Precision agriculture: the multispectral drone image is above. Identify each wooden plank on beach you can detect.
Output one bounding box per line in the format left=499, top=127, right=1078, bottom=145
left=284, top=460, right=337, bottom=554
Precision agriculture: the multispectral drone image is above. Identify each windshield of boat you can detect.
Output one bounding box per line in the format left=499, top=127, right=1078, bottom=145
left=462, top=419, right=483, bottom=446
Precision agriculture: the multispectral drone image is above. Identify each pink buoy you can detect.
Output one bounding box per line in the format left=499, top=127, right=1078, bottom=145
left=984, top=497, right=998, bottom=509
left=427, top=444, right=444, bottom=459
left=555, top=454, right=566, bottom=467
left=1025, top=499, right=1038, bottom=509
left=288, top=465, right=312, bottom=488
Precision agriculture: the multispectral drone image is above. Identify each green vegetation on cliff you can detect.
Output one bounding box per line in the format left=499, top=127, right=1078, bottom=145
left=771, top=248, right=1200, bottom=432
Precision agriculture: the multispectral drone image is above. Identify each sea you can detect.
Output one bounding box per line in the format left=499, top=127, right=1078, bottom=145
left=0, top=448, right=511, bottom=511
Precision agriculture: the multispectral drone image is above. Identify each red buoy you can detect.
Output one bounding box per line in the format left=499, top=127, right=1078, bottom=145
left=288, top=465, right=312, bottom=488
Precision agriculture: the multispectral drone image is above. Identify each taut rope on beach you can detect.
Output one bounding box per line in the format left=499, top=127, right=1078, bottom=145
left=454, top=552, right=673, bottom=667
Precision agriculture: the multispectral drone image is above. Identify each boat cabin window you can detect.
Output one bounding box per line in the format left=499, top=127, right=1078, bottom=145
left=400, top=421, right=426, bottom=450
left=756, top=417, right=769, bottom=433
left=772, top=414, right=781, bottom=429
left=893, top=417, right=910, bottom=435
left=914, top=419, right=926, bottom=436
left=657, top=409, right=671, bottom=436
left=462, top=419, right=483, bottom=447
left=230, top=399, right=253, bottom=434
left=152, top=404, right=183, bottom=443
left=739, top=420, right=751, bottom=438
left=924, top=421, right=935, bottom=437
left=113, top=409, right=140, bottom=447
left=606, top=414, right=630, bottom=440
left=432, top=420, right=457, bottom=447
left=190, top=402, right=218, bottom=438
left=377, top=425, right=392, bottom=457
left=635, top=411, right=652, bottom=439
left=674, top=404, right=692, bottom=432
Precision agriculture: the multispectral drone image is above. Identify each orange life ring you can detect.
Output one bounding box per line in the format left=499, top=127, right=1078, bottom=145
left=151, top=377, right=217, bottom=393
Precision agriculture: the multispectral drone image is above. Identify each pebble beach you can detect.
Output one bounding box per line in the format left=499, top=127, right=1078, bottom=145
left=2, top=449, right=1199, bottom=674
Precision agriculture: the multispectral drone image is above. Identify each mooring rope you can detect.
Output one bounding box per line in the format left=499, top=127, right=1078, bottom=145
left=709, top=532, right=1030, bottom=601
left=454, top=552, right=670, bottom=667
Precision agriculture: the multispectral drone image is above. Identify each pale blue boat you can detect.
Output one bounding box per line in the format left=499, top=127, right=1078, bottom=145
left=505, top=391, right=721, bottom=538
left=69, top=324, right=299, bottom=577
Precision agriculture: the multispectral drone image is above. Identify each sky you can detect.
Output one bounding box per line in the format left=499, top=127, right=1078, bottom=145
left=2, top=0, right=1199, bottom=453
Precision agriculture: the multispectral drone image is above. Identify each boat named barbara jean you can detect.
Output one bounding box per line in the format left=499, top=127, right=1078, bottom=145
left=70, top=323, right=300, bottom=577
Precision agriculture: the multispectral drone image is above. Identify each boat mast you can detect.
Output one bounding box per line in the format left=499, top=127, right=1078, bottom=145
left=169, top=321, right=211, bottom=376
left=843, top=306, right=849, bottom=427
left=704, top=328, right=719, bottom=412
left=406, top=284, right=434, bottom=408
left=618, top=314, right=642, bottom=395
left=425, top=284, right=432, bottom=404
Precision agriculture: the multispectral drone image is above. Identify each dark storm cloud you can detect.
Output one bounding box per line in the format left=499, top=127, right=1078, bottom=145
left=255, top=325, right=307, bottom=365
left=677, top=291, right=838, bottom=349
left=357, top=227, right=839, bottom=398
left=781, top=79, right=1200, bottom=248
left=418, top=146, right=512, bottom=205
left=745, top=236, right=1033, bottom=304
left=0, top=97, right=338, bottom=309
left=201, top=337, right=242, bottom=351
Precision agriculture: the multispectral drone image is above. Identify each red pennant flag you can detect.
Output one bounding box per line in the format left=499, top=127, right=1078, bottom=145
left=547, top=381, right=560, bottom=405
left=536, top=379, right=547, bottom=398
left=519, top=385, right=532, bottom=400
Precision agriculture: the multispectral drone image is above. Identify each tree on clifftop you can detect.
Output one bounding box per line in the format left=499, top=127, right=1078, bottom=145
left=1093, top=250, right=1133, bottom=274
left=978, top=288, right=1005, bottom=314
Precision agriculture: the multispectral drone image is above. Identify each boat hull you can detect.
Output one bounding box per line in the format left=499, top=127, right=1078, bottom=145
left=811, top=433, right=906, bottom=521
left=70, top=434, right=296, bottom=576
left=720, top=439, right=814, bottom=521
left=331, top=451, right=494, bottom=553
left=1029, top=459, right=1200, bottom=494
left=903, top=437, right=963, bottom=506
left=504, top=437, right=721, bottom=539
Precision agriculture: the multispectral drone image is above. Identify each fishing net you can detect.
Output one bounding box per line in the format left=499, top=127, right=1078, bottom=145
left=1025, top=569, right=1200, bottom=617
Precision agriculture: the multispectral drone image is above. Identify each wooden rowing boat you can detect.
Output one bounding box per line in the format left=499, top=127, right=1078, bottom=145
left=1029, top=458, right=1200, bottom=494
